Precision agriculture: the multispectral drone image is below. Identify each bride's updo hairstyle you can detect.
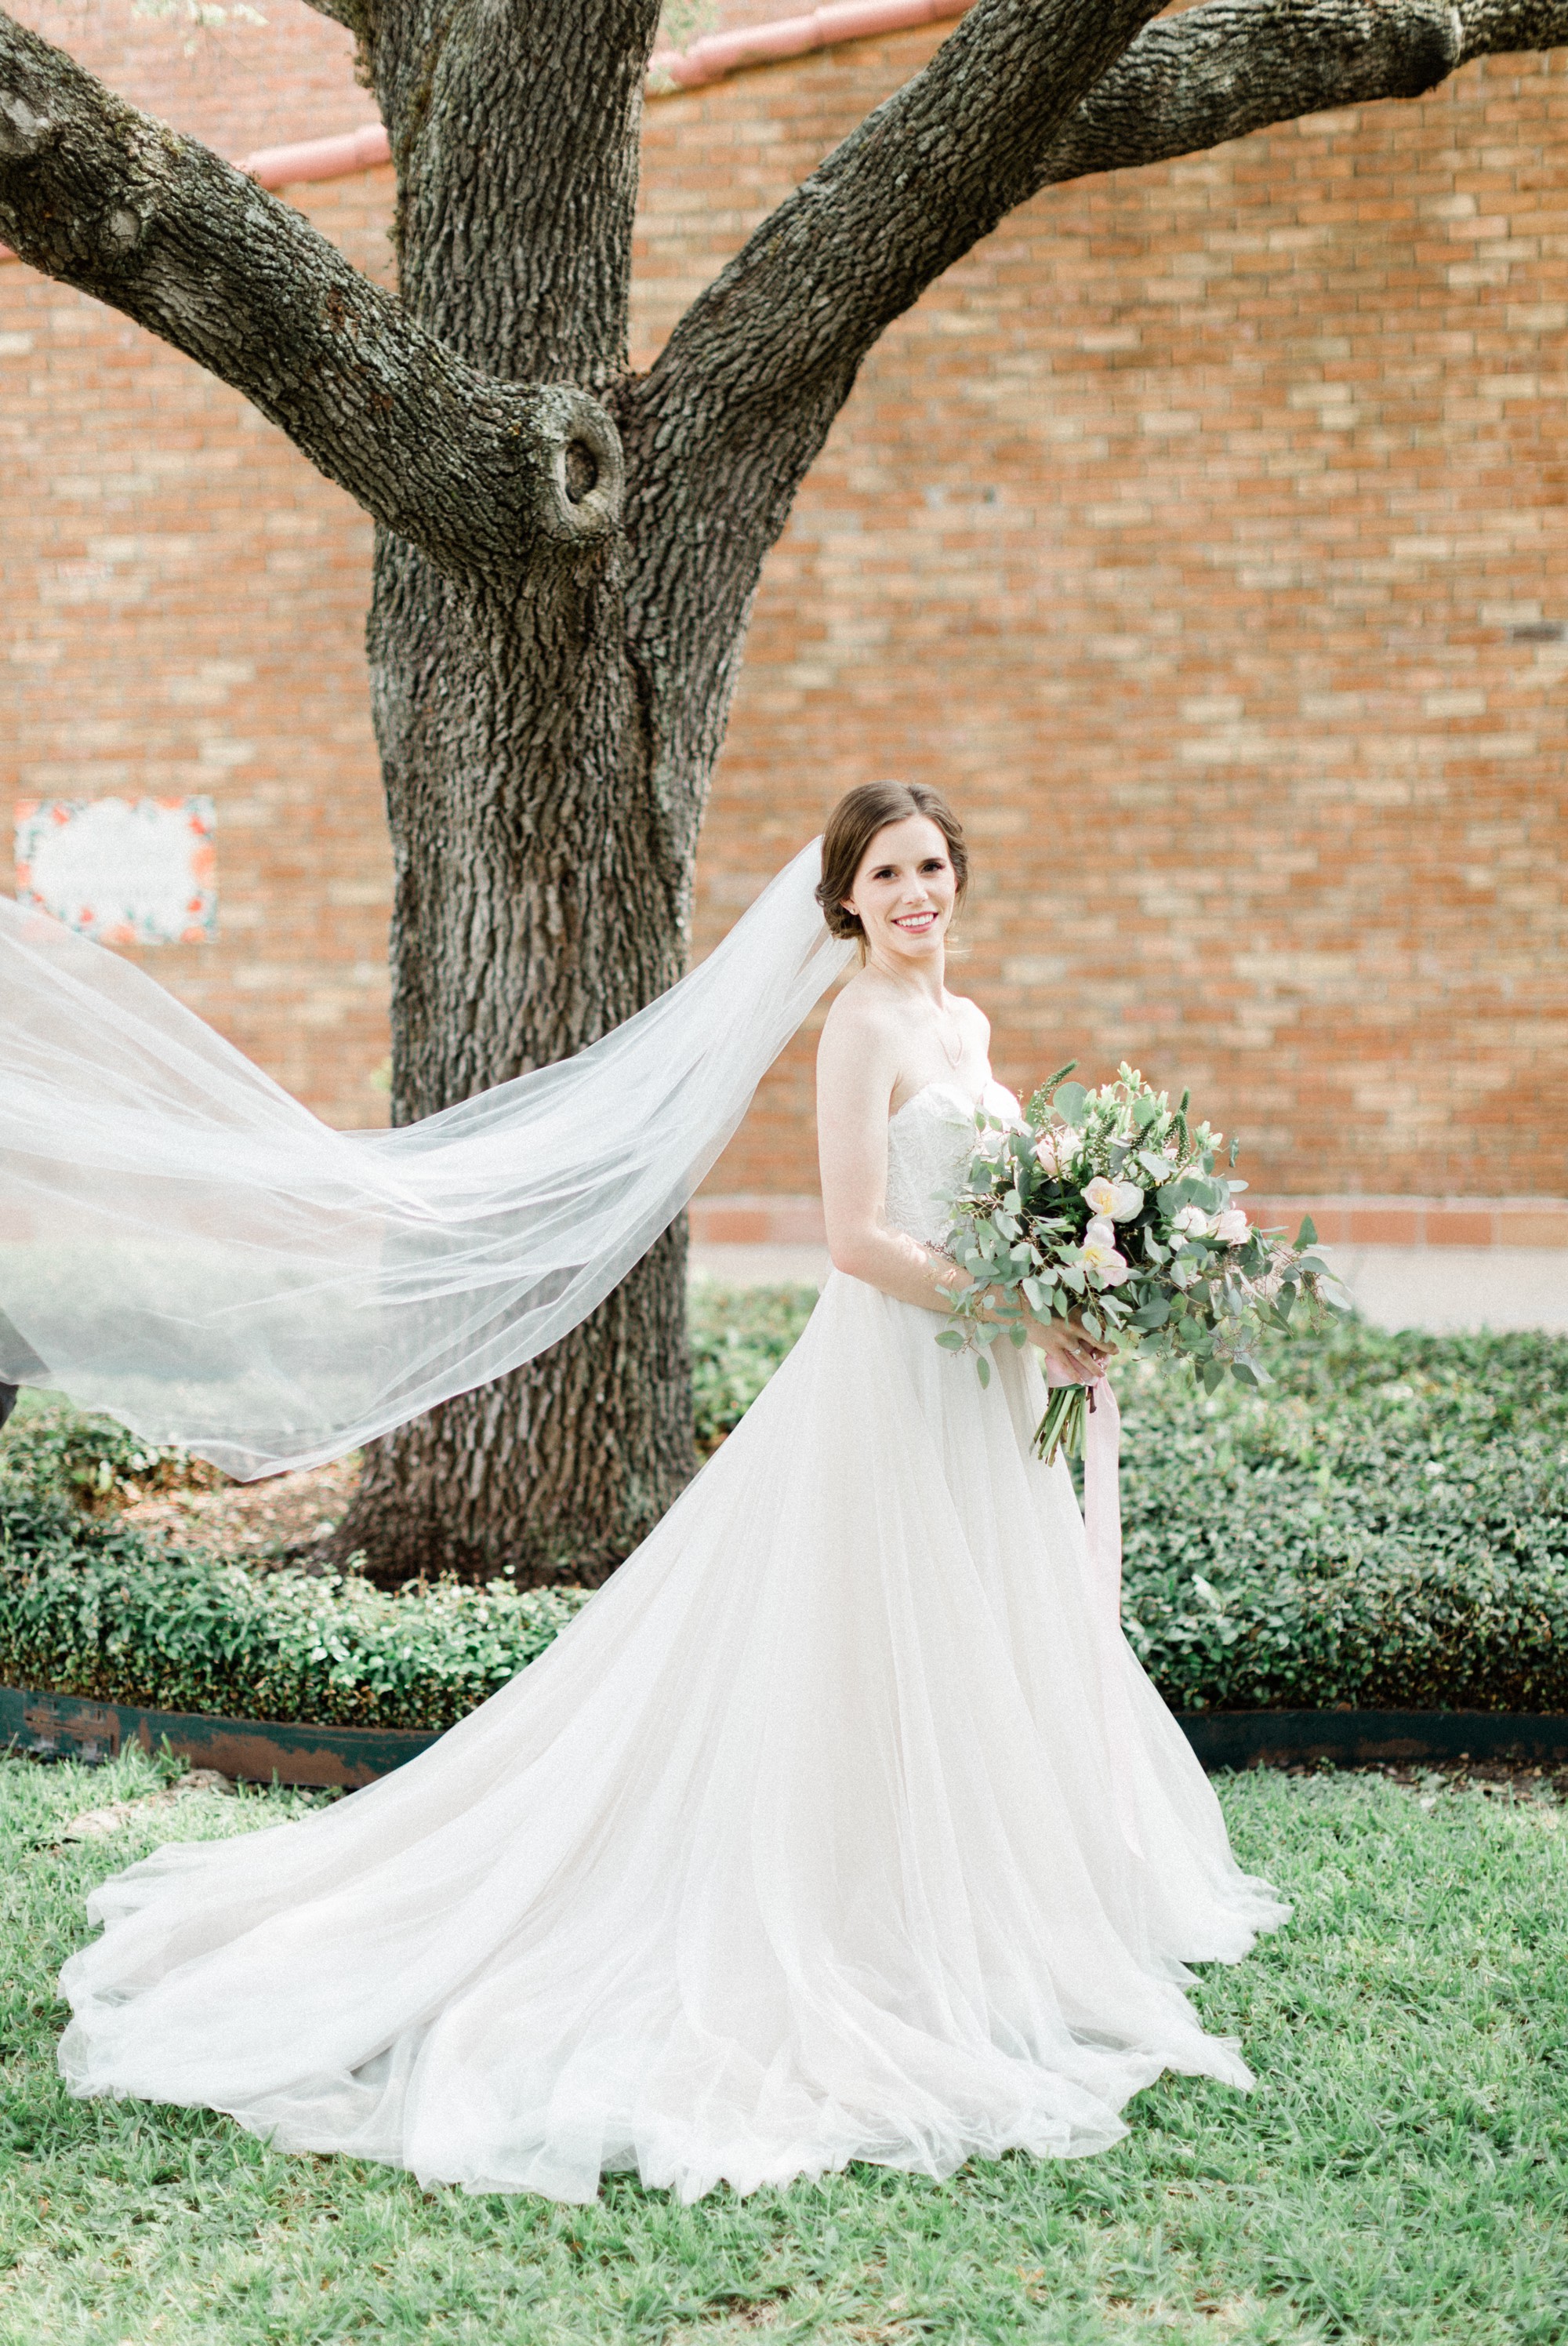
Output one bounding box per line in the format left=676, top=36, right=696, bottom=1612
left=815, top=783, right=968, bottom=948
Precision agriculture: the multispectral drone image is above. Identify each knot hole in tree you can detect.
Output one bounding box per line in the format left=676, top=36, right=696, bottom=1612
left=564, top=441, right=597, bottom=502
left=534, top=386, right=624, bottom=545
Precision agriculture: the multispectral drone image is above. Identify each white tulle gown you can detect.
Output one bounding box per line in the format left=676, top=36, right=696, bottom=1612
left=59, top=1077, right=1287, bottom=2203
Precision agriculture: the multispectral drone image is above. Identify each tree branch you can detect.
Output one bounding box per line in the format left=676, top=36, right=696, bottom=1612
left=1030, top=0, right=1568, bottom=195
left=636, top=0, right=1166, bottom=452
left=368, top=0, right=664, bottom=386
left=0, top=7, right=622, bottom=580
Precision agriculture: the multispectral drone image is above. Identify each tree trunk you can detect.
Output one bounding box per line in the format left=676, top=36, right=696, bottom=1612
left=333, top=518, right=707, bottom=1585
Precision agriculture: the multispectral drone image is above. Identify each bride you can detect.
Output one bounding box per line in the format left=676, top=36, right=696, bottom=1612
left=40, top=780, right=1287, bottom=2204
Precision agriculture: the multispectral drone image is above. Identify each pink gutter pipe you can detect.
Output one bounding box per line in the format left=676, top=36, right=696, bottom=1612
left=0, top=0, right=967, bottom=262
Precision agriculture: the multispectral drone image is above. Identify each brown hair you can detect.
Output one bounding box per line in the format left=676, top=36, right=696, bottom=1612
left=815, top=783, right=968, bottom=942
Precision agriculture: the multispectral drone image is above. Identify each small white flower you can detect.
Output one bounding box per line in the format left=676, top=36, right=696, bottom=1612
left=1212, top=1207, right=1250, bottom=1246
left=1172, top=1204, right=1210, bottom=1236
left=1084, top=1215, right=1118, bottom=1251
left=1109, top=1179, right=1144, bottom=1222
left=1083, top=1175, right=1120, bottom=1216
left=1034, top=1131, right=1066, bottom=1175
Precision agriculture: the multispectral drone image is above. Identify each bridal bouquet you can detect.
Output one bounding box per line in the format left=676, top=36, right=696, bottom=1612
left=935, top=1062, right=1345, bottom=1462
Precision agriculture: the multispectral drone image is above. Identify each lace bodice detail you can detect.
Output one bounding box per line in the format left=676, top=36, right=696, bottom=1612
left=884, top=1079, right=1021, bottom=1248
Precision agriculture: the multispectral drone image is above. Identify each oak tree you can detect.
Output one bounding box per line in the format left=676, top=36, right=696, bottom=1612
left=2, top=0, right=1563, bottom=1581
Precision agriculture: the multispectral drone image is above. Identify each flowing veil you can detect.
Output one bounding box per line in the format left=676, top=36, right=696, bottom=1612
left=0, top=840, right=851, bottom=1477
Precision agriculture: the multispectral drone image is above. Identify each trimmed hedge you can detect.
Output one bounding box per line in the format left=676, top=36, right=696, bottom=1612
left=1117, top=1326, right=1568, bottom=1713
left=0, top=1482, right=590, bottom=1731
left=0, top=1302, right=1564, bottom=1728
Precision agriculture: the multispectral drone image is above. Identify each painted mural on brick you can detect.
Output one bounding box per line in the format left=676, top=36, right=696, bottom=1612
left=14, top=796, right=217, bottom=945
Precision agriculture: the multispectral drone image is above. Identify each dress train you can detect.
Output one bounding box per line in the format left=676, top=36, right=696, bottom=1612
left=58, top=1081, right=1287, bottom=2203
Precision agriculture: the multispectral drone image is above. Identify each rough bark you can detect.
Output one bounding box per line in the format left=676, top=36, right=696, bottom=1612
left=0, top=14, right=622, bottom=579
left=5, top=0, right=1568, bottom=1580
left=1029, top=0, right=1568, bottom=192
left=336, top=0, right=695, bottom=1583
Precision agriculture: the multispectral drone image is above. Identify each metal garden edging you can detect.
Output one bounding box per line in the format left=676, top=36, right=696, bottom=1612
left=1175, top=1709, right=1568, bottom=1770
left=5, top=1683, right=1568, bottom=1789
left=0, top=1684, right=438, bottom=1786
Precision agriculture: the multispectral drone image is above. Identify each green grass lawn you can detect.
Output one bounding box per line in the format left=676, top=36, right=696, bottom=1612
left=0, top=1752, right=1563, bottom=2344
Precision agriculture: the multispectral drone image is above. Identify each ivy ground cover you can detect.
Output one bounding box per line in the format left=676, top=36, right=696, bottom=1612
left=0, top=1747, right=1563, bottom=2343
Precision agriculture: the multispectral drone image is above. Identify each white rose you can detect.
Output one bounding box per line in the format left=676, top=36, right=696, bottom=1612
left=1109, top=1180, right=1144, bottom=1222
left=1083, top=1175, right=1120, bottom=1217
left=1212, top=1207, right=1250, bottom=1246
left=1080, top=1233, right=1129, bottom=1285
left=1084, top=1215, right=1118, bottom=1251
left=1034, top=1132, right=1065, bottom=1176
left=1172, top=1204, right=1210, bottom=1235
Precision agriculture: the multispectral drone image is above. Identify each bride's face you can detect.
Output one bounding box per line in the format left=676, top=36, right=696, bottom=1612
left=844, top=816, right=958, bottom=968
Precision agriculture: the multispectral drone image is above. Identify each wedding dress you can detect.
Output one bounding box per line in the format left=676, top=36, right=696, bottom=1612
left=58, top=1073, right=1287, bottom=2203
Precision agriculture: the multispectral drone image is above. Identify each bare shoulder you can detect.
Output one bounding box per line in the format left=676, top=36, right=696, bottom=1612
left=817, top=974, right=906, bottom=1103
left=818, top=971, right=903, bottom=1055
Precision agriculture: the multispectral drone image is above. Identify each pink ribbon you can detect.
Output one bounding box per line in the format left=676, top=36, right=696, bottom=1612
left=1044, top=1365, right=1144, bottom=1860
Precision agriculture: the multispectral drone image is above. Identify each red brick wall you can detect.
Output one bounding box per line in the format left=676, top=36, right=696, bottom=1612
left=3, top=9, right=1565, bottom=1191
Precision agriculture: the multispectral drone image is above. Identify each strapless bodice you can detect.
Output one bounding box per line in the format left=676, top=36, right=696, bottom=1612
left=884, top=1078, right=1021, bottom=1247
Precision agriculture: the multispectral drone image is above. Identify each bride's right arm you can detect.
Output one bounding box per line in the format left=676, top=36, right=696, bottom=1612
left=815, top=998, right=1112, bottom=1382
left=815, top=994, right=967, bottom=1314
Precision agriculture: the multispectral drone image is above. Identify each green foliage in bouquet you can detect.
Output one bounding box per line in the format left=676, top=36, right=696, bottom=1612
left=938, top=1062, right=1347, bottom=1458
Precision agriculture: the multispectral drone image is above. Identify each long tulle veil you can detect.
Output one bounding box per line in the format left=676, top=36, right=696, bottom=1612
left=0, top=838, right=851, bottom=1476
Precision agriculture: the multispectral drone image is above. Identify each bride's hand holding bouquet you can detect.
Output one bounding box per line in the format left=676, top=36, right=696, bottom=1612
left=936, top=1061, right=1345, bottom=1463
